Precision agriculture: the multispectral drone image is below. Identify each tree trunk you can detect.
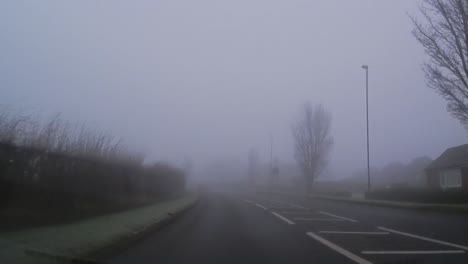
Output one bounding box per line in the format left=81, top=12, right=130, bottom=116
left=306, top=175, right=313, bottom=194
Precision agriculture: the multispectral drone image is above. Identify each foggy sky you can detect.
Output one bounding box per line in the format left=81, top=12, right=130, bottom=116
left=1, top=0, right=467, bottom=181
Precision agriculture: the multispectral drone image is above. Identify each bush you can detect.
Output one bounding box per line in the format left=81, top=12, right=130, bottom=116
left=0, top=110, right=186, bottom=227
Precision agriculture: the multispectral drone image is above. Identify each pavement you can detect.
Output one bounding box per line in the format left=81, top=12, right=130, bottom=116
left=102, top=191, right=468, bottom=264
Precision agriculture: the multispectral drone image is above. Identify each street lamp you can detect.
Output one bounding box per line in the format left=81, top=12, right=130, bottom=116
left=362, top=65, right=370, bottom=192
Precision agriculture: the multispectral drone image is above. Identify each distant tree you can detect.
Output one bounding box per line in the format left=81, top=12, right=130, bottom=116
left=291, top=103, right=333, bottom=193
left=411, top=0, right=468, bottom=128
left=247, top=148, right=259, bottom=186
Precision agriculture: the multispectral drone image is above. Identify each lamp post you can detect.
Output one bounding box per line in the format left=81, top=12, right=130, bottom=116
left=362, top=65, right=370, bottom=192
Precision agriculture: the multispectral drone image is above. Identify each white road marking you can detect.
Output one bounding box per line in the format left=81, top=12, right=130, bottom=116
left=282, top=201, right=306, bottom=209
left=378, top=226, right=468, bottom=251
left=271, top=212, right=295, bottom=225
left=243, top=200, right=253, bottom=204
left=319, top=211, right=358, bottom=223
left=307, top=232, right=373, bottom=264
left=264, top=199, right=306, bottom=209
left=278, top=211, right=317, bottom=215
left=318, top=231, right=389, bottom=235
left=255, top=203, right=268, bottom=210
left=294, top=218, right=343, bottom=221
left=362, top=250, right=465, bottom=255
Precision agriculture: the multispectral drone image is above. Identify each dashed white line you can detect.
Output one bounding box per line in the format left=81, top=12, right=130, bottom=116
left=255, top=203, right=268, bottom=210
left=271, top=212, right=295, bottom=225
left=243, top=199, right=253, bottom=204
left=318, top=231, right=389, bottom=235
left=294, top=218, right=344, bottom=221
left=307, top=232, right=373, bottom=264
left=362, top=250, right=465, bottom=255
left=319, top=211, right=358, bottom=223
left=378, top=226, right=468, bottom=251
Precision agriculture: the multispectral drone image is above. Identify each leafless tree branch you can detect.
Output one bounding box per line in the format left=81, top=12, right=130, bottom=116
left=291, top=102, right=333, bottom=193
left=411, top=0, right=468, bottom=128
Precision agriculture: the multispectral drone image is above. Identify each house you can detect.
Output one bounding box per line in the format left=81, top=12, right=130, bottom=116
left=425, top=144, right=468, bottom=191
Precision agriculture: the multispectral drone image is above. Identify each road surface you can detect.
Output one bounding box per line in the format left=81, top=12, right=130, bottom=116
left=101, top=191, right=468, bottom=264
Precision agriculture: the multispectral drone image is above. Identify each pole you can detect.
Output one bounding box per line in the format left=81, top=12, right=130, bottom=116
left=269, top=134, right=274, bottom=190
left=365, top=67, right=370, bottom=192
left=270, top=135, right=273, bottom=167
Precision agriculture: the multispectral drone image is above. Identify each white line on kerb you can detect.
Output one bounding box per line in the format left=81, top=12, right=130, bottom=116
left=307, top=232, right=372, bottom=264
left=319, top=211, right=358, bottom=223
left=318, top=231, right=389, bottom=235
left=272, top=212, right=295, bottom=225
left=255, top=203, right=268, bottom=210
left=378, top=226, right=468, bottom=251
left=294, top=218, right=343, bottom=221
left=362, top=250, right=465, bottom=255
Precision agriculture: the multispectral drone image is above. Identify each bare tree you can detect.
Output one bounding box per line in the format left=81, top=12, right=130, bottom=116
left=292, top=103, right=333, bottom=193
left=411, top=0, right=468, bottom=127
left=247, top=148, right=259, bottom=187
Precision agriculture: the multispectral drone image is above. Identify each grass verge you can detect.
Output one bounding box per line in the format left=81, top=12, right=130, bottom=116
left=0, top=194, right=198, bottom=264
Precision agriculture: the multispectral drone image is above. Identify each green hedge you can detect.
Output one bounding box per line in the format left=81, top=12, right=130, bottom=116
left=0, top=142, right=186, bottom=228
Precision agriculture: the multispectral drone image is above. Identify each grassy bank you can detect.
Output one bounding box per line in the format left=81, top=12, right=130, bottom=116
left=0, top=194, right=198, bottom=264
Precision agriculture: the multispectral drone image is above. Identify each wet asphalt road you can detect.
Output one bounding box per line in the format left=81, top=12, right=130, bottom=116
left=102, top=192, right=468, bottom=264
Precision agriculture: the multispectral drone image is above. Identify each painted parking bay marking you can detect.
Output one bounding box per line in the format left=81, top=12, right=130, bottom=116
left=271, top=212, right=295, bottom=225
left=318, top=231, right=389, bottom=235
left=378, top=226, right=468, bottom=251
left=307, top=232, right=372, bottom=264
left=262, top=199, right=306, bottom=209
left=278, top=211, right=317, bottom=215
left=362, top=250, right=465, bottom=255
left=319, top=211, right=358, bottom=223
left=294, top=218, right=344, bottom=221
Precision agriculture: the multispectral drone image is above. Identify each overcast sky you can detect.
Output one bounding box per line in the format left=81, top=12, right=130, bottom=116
left=1, top=0, right=467, bottom=180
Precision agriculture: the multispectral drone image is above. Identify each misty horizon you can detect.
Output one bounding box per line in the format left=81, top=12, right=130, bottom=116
left=2, top=0, right=467, bottom=182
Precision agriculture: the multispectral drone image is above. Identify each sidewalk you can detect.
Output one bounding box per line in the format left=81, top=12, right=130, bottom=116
left=0, top=194, right=197, bottom=264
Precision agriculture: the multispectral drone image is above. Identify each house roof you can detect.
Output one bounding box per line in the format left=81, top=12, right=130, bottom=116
left=426, top=144, right=468, bottom=170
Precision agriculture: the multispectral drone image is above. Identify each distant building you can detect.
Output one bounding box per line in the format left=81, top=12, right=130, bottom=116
left=425, top=144, right=468, bottom=191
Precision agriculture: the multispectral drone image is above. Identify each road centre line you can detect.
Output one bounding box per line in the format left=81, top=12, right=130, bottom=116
left=319, top=211, right=358, bottom=223
left=294, top=218, right=344, bottom=221
left=318, top=231, right=389, bottom=235
left=255, top=203, right=268, bottom=210
left=362, top=250, right=465, bottom=255
left=271, top=212, right=295, bottom=225
left=307, top=232, right=372, bottom=264
left=378, top=226, right=468, bottom=251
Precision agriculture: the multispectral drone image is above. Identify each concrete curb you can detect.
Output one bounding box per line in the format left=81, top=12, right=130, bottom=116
left=260, top=191, right=468, bottom=214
